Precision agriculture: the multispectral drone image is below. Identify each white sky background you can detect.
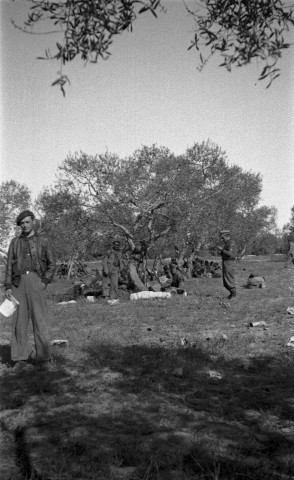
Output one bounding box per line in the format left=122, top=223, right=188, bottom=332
left=1, top=0, right=293, bottom=228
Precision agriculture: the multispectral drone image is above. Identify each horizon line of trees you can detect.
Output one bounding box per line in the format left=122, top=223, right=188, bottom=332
left=1, top=140, right=293, bottom=263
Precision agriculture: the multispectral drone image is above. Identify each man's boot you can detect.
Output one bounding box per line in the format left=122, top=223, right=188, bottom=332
left=228, top=289, right=237, bottom=300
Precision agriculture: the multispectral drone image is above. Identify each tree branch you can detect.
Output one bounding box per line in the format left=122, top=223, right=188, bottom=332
left=11, top=19, right=63, bottom=35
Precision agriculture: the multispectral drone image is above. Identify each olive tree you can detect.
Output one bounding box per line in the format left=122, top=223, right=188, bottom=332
left=12, top=0, right=294, bottom=92
left=12, top=0, right=163, bottom=95
left=0, top=180, right=31, bottom=252
left=35, top=187, right=98, bottom=270
left=186, top=0, right=294, bottom=87
left=54, top=141, right=275, bottom=259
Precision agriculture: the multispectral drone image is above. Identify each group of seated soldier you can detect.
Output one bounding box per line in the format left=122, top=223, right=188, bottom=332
left=161, top=258, right=185, bottom=289
left=68, top=253, right=223, bottom=301
left=191, top=257, right=221, bottom=278
left=57, top=260, right=88, bottom=279
left=158, top=256, right=221, bottom=288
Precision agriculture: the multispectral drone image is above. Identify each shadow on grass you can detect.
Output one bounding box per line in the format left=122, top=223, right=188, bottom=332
left=1, top=341, right=294, bottom=479
left=0, top=343, right=12, bottom=365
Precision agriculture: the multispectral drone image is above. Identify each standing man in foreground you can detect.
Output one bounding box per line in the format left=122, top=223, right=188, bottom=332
left=102, top=239, right=122, bottom=304
left=4, top=210, right=56, bottom=368
left=217, top=229, right=237, bottom=299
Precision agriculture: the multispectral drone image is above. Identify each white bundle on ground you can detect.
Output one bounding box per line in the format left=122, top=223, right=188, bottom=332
left=130, top=291, right=171, bottom=301
left=58, top=300, right=76, bottom=305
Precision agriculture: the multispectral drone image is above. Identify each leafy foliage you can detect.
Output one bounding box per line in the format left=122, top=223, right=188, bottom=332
left=57, top=146, right=178, bottom=251
left=13, top=0, right=163, bottom=94
left=286, top=205, right=294, bottom=237
left=251, top=231, right=282, bottom=255
left=0, top=180, right=31, bottom=249
left=187, top=0, right=294, bottom=87
left=12, top=0, right=294, bottom=91
left=41, top=142, right=277, bottom=259
left=36, top=187, right=98, bottom=261
left=281, top=205, right=294, bottom=251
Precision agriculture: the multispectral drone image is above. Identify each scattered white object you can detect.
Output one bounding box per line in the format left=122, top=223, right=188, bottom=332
left=0, top=296, right=19, bottom=317
left=58, top=300, right=76, bottom=305
left=172, top=367, right=184, bottom=377
left=208, top=370, right=223, bottom=380
left=107, top=299, right=119, bottom=305
left=286, top=336, right=294, bottom=347
left=181, top=337, right=189, bottom=346
left=159, top=275, right=168, bottom=284
left=50, top=339, right=69, bottom=347
left=86, top=296, right=95, bottom=303
left=130, top=291, right=171, bottom=301
left=250, top=321, right=267, bottom=327
left=219, top=301, right=231, bottom=308
left=286, top=307, right=294, bottom=315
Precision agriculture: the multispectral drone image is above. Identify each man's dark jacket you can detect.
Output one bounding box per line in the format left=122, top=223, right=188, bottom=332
left=220, top=239, right=236, bottom=261
left=4, top=232, right=56, bottom=289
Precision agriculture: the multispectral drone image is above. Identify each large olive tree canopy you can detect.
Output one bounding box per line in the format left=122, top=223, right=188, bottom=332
left=12, top=0, right=163, bottom=94
left=187, top=0, right=294, bottom=87
left=12, top=0, right=294, bottom=92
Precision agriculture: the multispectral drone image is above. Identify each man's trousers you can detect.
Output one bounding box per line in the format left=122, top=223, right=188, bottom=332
left=222, top=260, right=236, bottom=295
left=102, top=268, right=119, bottom=299
left=11, top=272, right=50, bottom=362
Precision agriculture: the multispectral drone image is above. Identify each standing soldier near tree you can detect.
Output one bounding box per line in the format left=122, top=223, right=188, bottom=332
left=4, top=210, right=56, bottom=369
left=217, top=229, right=237, bottom=299
left=102, top=239, right=122, bottom=303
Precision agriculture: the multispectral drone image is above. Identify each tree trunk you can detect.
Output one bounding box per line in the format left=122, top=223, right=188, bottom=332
left=236, top=244, right=247, bottom=262
left=185, top=253, right=195, bottom=279
left=0, top=248, right=7, bottom=267
left=142, top=255, right=149, bottom=285
left=129, top=263, right=147, bottom=291
left=153, top=255, right=163, bottom=276
left=67, top=253, right=77, bottom=279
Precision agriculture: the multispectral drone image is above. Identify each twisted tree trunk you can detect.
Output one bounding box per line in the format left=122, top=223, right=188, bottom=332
left=129, top=263, right=147, bottom=291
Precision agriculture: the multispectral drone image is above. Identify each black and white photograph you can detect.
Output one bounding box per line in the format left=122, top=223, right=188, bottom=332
left=1, top=1, right=294, bottom=479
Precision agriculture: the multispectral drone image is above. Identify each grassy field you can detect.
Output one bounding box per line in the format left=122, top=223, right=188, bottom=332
left=0, top=257, right=294, bottom=479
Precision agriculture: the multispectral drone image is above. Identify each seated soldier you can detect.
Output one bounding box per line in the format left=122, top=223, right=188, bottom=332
left=210, top=261, right=221, bottom=278
left=181, top=258, right=189, bottom=274
left=246, top=273, right=266, bottom=289
left=58, top=262, right=68, bottom=279
left=162, top=264, right=172, bottom=278
left=192, top=257, right=201, bottom=277
left=118, top=267, right=131, bottom=290
left=194, top=263, right=205, bottom=277
left=203, top=260, right=213, bottom=277
left=169, top=262, right=184, bottom=289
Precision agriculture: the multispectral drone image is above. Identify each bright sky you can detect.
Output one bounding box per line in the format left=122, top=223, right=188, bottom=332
left=1, top=0, right=293, bottom=228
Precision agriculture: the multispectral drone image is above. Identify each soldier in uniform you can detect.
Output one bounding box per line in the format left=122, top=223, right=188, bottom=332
left=162, top=259, right=184, bottom=289
left=169, top=258, right=185, bottom=288
left=102, top=240, right=122, bottom=302
left=217, top=229, right=237, bottom=299
left=4, top=210, right=56, bottom=368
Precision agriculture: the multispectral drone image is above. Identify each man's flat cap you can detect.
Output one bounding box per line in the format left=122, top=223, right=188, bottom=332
left=16, top=210, right=35, bottom=226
